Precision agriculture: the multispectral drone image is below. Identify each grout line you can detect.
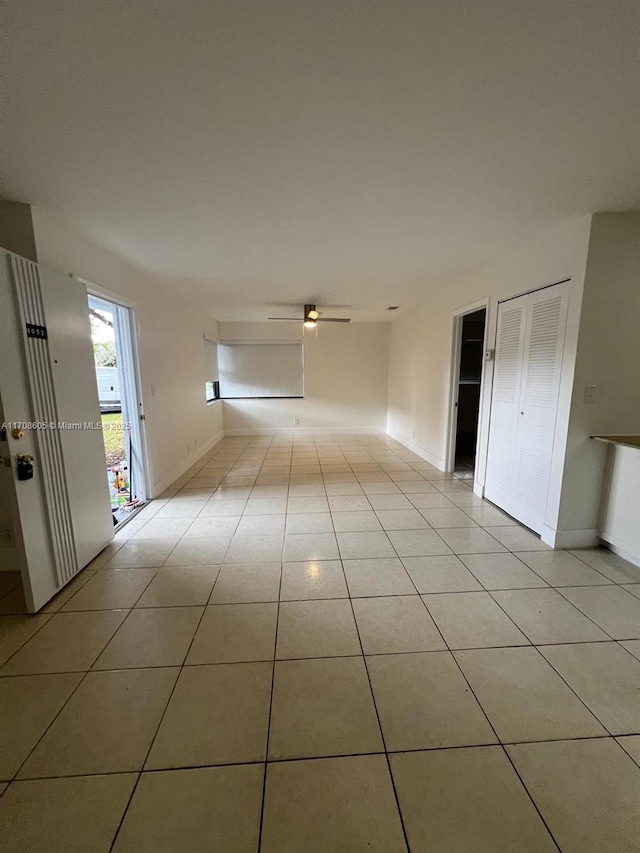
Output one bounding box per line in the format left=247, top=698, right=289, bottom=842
left=0, top=613, right=57, bottom=667
left=441, top=626, right=563, bottom=851
left=411, top=560, right=564, bottom=850
left=501, top=747, right=563, bottom=851
left=3, top=638, right=637, bottom=678
left=107, top=775, right=140, bottom=852
left=108, top=588, right=212, bottom=852
left=4, top=578, right=162, bottom=780
left=9, top=668, right=93, bottom=785
left=533, top=646, right=619, bottom=739
left=487, top=586, right=618, bottom=645
left=40, top=577, right=635, bottom=608
left=345, top=562, right=411, bottom=852
left=256, top=548, right=283, bottom=852
left=8, top=731, right=640, bottom=784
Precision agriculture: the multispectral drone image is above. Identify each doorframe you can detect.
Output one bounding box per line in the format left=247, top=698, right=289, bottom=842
left=445, top=298, right=490, bottom=474
left=80, top=278, right=152, bottom=502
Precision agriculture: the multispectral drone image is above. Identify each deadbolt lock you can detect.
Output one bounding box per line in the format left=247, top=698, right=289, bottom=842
left=11, top=428, right=24, bottom=440
left=16, top=454, right=34, bottom=481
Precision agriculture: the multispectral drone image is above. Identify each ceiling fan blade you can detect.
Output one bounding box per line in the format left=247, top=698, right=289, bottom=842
left=268, top=317, right=303, bottom=321
left=317, top=317, right=351, bottom=323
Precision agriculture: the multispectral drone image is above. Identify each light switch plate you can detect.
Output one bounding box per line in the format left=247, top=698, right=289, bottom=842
left=584, top=384, right=597, bottom=404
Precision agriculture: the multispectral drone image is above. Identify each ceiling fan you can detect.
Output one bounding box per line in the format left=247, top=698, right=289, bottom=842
left=268, top=303, right=351, bottom=329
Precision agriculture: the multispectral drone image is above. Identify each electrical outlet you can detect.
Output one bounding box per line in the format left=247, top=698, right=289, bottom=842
left=584, top=385, right=597, bottom=404
left=294, top=418, right=300, bottom=425
left=150, top=383, right=156, bottom=397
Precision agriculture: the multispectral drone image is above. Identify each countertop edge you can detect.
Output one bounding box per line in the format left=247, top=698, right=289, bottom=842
left=590, top=435, right=640, bottom=450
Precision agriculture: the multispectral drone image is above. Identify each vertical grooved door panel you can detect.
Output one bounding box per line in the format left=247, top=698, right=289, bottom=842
left=3, top=253, right=114, bottom=611
left=484, top=300, right=527, bottom=516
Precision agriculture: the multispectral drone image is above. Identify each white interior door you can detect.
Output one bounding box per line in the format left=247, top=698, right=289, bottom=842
left=484, top=297, right=527, bottom=511
left=511, top=284, right=569, bottom=532
left=485, top=282, right=569, bottom=534
left=0, top=252, right=113, bottom=611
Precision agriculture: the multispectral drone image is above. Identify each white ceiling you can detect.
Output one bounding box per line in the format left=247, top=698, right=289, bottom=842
left=3, top=1, right=639, bottom=321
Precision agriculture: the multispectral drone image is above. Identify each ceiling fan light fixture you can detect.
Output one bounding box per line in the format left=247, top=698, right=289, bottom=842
left=269, top=303, right=351, bottom=326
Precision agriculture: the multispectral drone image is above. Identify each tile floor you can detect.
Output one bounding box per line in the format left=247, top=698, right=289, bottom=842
left=1, top=433, right=639, bottom=852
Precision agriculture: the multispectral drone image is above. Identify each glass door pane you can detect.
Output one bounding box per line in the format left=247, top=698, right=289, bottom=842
left=88, top=295, right=148, bottom=526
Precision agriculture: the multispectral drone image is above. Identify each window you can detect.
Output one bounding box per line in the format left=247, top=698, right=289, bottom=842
left=204, top=337, right=219, bottom=403
left=218, top=343, right=303, bottom=398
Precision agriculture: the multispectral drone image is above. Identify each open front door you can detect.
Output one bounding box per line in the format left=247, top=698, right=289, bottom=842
left=0, top=251, right=113, bottom=612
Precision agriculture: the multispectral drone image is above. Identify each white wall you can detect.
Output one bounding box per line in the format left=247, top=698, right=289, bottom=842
left=600, top=444, right=640, bottom=566
left=0, top=201, right=37, bottom=262
left=557, top=212, right=640, bottom=538
left=219, top=321, right=389, bottom=434
left=31, top=209, right=224, bottom=495
left=387, top=216, right=593, bottom=542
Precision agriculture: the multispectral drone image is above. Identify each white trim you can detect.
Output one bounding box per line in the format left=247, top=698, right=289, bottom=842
left=473, top=480, right=485, bottom=499
left=219, top=339, right=302, bottom=346
left=540, top=525, right=599, bottom=549
left=123, top=304, right=152, bottom=500
left=152, top=429, right=225, bottom=496
left=446, top=316, right=463, bottom=471
left=445, top=299, right=490, bottom=480
left=226, top=426, right=381, bottom=436
left=599, top=531, right=640, bottom=570
left=386, top=428, right=445, bottom=470
left=72, top=274, right=137, bottom=308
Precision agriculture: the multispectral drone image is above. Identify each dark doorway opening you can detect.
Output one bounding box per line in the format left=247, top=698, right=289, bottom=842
left=453, top=308, right=486, bottom=477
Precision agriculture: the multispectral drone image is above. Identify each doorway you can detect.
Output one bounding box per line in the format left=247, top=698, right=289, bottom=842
left=450, top=307, right=487, bottom=478
left=88, top=294, right=149, bottom=526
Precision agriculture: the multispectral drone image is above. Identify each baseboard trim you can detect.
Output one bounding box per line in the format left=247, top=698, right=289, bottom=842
left=224, top=427, right=384, bottom=436
left=151, top=429, right=225, bottom=496
left=386, top=429, right=445, bottom=471
left=541, top=526, right=600, bottom=549
left=600, top=532, right=640, bottom=569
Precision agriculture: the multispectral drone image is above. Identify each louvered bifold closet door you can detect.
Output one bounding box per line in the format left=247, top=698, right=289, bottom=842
left=510, top=283, right=569, bottom=533
left=484, top=296, right=527, bottom=513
